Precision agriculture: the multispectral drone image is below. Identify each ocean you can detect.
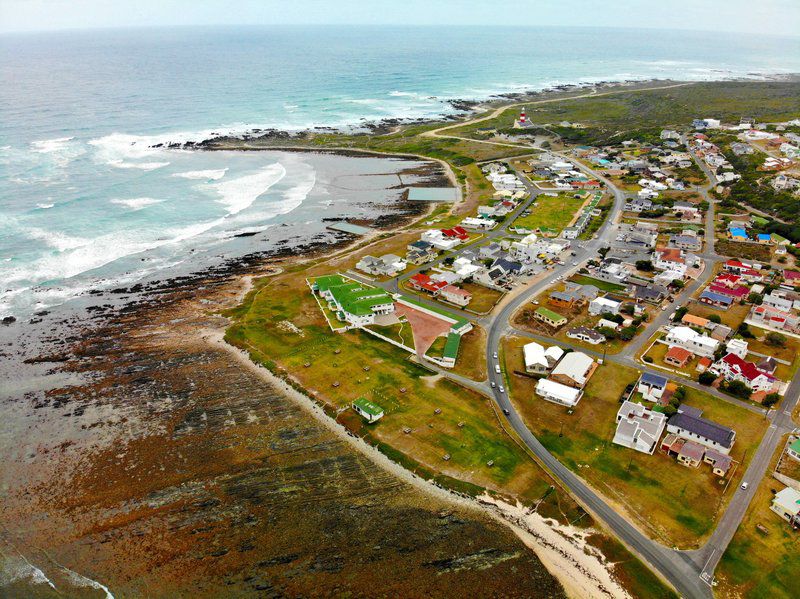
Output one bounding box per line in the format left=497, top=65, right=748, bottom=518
left=2, top=25, right=799, bottom=318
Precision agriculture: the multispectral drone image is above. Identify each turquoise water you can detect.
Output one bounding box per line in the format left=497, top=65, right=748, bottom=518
left=1, top=25, right=799, bottom=317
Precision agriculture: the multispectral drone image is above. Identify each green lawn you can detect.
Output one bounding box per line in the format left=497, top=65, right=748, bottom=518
left=569, top=274, right=627, bottom=293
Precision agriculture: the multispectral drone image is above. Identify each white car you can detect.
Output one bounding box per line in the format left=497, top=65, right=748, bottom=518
left=572, top=261, right=578, bottom=266
left=499, top=386, right=505, bottom=393
left=491, top=381, right=496, bottom=388
left=740, top=482, right=749, bottom=490
left=493, top=352, right=498, bottom=359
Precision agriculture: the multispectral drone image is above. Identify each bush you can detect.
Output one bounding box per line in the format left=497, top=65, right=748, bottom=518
left=674, top=387, right=686, bottom=401
left=663, top=404, right=678, bottom=417
left=708, top=314, right=721, bottom=324
left=597, top=326, right=618, bottom=340
left=643, top=355, right=654, bottom=363
left=635, top=260, right=655, bottom=272
left=763, top=393, right=781, bottom=407
left=619, top=326, right=637, bottom=341
left=670, top=279, right=685, bottom=289
left=765, top=332, right=787, bottom=347
left=699, top=371, right=716, bottom=385
left=725, top=380, right=752, bottom=399
left=737, top=322, right=754, bottom=338
left=673, top=306, right=688, bottom=322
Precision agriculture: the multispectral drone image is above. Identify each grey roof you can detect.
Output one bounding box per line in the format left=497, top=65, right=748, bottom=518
left=641, top=372, right=668, bottom=388
left=410, top=240, right=433, bottom=250
left=669, top=235, right=700, bottom=245
left=494, top=258, right=522, bottom=273
left=568, top=326, right=605, bottom=341
left=551, top=291, right=577, bottom=302
left=668, top=412, right=735, bottom=449
left=487, top=267, right=505, bottom=280
left=635, top=285, right=667, bottom=302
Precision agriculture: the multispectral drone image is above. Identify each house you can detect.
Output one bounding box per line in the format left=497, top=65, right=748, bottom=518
left=535, top=378, right=583, bottom=407
left=725, top=338, right=749, bottom=359
left=703, top=449, right=732, bottom=477
left=461, top=216, right=497, bottom=231
left=439, top=285, right=472, bottom=307
left=664, top=346, right=693, bottom=368
left=406, top=240, right=437, bottom=264
left=682, top=313, right=710, bottom=328
left=699, top=290, right=734, bottom=309
left=762, top=291, right=794, bottom=312
left=312, top=275, right=395, bottom=327
left=409, top=273, right=447, bottom=296
left=589, top=296, right=621, bottom=316
left=707, top=283, right=749, bottom=300
left=524, top=342, right=564, bottom=374
left=757, top=356, right=778, bottom=375
left=633, top=284, right=668, bottom=304
left=673, top=201, right=699, bottom=215
left=549, top=290, right=578, bottom=309
left=666, top=406, right=736, bottom=454
left=712, top=353, right=776, bottom=393
left=441, top=226, right=470, bottom=241
left=654, top=248, right=686, bottom=273
left=566, top=326, right=606, bottom=345
left=770, top=487, right=800, bottom=527
left=613, top=401, right=667, bottom=454
left=597, top=318, right=620, bottom=331
left=757, top=233, right=772, bottom=244
left=668, top=234, right=702, bottom=252
left=549, top=352, right=596, bottom=389
left=638, top=372, right=668, bottom=402
left=624, top=198, right=653, bottom=212
left=421, top=229, right=461, bottom=251
left=665, top=326, right=719, bottom=358
left=534, top=307, right=568, bottom=329
left=352, top=397, right=384, bottom=423
left=564, top=282, right=600, bottom=301
left=787, top=438, right=800, bottom=462
left=356, top=254, right=407, bottom=277
left=677, top=440, right=706, bottom=468
left=750, top=304, right=800, bottom=333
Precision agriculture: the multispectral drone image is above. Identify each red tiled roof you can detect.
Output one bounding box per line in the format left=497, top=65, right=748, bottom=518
left=410, top=273, right=447, bottom=293
left=657, top=248, right=685, bottom=263
left=441, top=284, right=471, bottom=297
left=708, top=283, right=749, bottom=299
left=721, top=353, right=772, bottom=382
left=714, top=273, right=741, bottom=286
left=665, top=346, right=692, bottom=364
left=783, top=269, right=800, bottom=281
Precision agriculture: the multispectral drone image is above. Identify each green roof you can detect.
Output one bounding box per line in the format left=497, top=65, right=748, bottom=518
left=443, top=332, right=461, bottom=359
left=790, top=438, right=800, bottom=454
left=353, top=397, right=383, bottom=417
left=536, top=307, right=567, bottom=322
left=314, top=275, right=393, bottom=317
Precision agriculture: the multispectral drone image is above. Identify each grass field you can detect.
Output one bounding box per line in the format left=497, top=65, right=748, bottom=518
left=450, top=325, right=488, bottom=381
left=501, top=336, right=768, bottom=547
left=569, top=274, right=627, bottom=293
left=685, top=301, right=751, bottom=330
left=510, top=192, right=585, bottom=232
left=461, top=281, right=504, bottom=314
left=716, top=434, right=800, bottom=599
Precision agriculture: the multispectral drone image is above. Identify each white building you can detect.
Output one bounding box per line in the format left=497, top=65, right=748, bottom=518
left=725, top=338, right=749, bottom=359
left=535, top=378, right=583, bottom=407
left=461, top=217, right=497, bottom=231
left=665, top=326, right=719, bottom=358
left=550, top=352, right=595, bottom=389
left=589, top=296, right=622, bottom=316
left=421, top=230, right=461, bottom=251
left=613, top=401, right=667, bottom=454
left=523, top=342, right=564, bottom=374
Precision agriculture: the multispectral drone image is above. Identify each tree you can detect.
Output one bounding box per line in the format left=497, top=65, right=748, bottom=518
left=699, top=371, right=716, bottom=385
left=620, top=303, right=635, bottom=316
left=765, top=332, right=787, bottom=347
left=674, top=387, right=686, bottom=401
left=737, top=322, right=754, bottom=338
left=747, top=292, right=763, bottom=305
left=597, top=326, right=618, bottom=340
left=725, top=380, right=752, bottom=400
left=762, top=393, right=781, bottom=407
left=443, top=256, right=455, bottom=266
left=662, top=404, right=678, bottom=417
left=635, top=260, right=654, bottom=272
left=673, top=306, right=688, bottom=322
left=619, top=326, right=637, bottom=341
left=708, top=313, right=721, bottom=324
left=670, top=279, right=685, bottom=289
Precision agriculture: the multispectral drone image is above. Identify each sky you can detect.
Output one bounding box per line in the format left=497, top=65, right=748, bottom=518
left=1, top=0, right=799, bottom=36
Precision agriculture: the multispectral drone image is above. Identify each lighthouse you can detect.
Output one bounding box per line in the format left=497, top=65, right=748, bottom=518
left=514, top=106, right=531, bottom=129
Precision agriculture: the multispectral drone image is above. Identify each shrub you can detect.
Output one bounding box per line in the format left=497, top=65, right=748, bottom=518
left=762, top=393, right=781, bottom=407
left=765, top=332, right=787, bottom=347
left=643, top=355, right=654, bottom=363
left=635, top=260, right=654, bottom=272
left=699, top=371, right=716, bottom=385
left=737, top=322, right=754, bottom=338
left=709, top=314, right=721, bottom=324
left=619, top=326, right=637, bottom=341
left=725, top=380, right=752, bottom=399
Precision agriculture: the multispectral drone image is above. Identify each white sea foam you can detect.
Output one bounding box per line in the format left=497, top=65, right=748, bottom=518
left=30, top=137, right=74, bottom=154
left=172, top=168, right=228, bottom=180
left=108, top=159, right=170, bottom=170
left=206, top=163, right=287, bottom=215
left=24, top=227, right=89, bottom=252
left=110, top=197, right=165, bottom=210
left=232, top=166, right=315, bottom=225
left=35, top=203, right=55, bottom=209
